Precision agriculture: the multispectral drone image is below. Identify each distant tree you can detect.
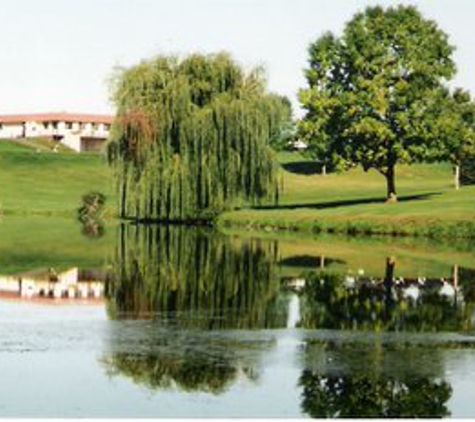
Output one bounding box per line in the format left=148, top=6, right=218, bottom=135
left=267, top=95, right=295, bottom=152
left=299, top=5, right=456, bottom=201
left=437, top=88, right=475, bottom=189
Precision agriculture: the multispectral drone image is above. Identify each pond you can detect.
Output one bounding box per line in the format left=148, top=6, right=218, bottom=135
left=0, top=218, right=475, bottom=417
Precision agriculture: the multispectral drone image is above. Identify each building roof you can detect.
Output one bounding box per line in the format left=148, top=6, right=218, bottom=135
left=0, top=112, right=114, bottom=124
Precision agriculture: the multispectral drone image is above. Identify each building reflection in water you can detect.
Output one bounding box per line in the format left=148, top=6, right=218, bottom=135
left=0, top=267, right=108, bottom=302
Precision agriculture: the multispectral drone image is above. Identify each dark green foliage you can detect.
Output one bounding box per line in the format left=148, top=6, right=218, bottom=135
left=106, top=224, right=289, bottom=329
left=300, top=371, right=451, bottom=418
left=299, top=5, right=456, bottom=200
left=461, top=156, right=475, bottom=185
left=103, top=353, right=243, bottom=394
left=108, top=53, right=289, bottom=221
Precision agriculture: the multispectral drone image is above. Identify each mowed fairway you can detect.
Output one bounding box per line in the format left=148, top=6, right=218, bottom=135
left=220, top=152, right=475, bottom=237
left=0, top=140, right=116, bottom=217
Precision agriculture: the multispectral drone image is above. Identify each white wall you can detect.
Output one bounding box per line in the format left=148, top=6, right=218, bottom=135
left=0, top=123, right=24, bottom=138
left=61, top=132, right=82, bottom=152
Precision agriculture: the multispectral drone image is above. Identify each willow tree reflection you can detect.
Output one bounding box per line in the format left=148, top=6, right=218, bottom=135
left=102, top=332, right=266, bottom=394
left=298, top=258, right=475, bottom=332
left=106, top=224, right=289, bottom=329
left=102, top=224, right=288, bottom=393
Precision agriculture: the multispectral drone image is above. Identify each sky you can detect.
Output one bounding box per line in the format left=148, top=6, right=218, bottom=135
left=0, top=0, right=474, bottom=116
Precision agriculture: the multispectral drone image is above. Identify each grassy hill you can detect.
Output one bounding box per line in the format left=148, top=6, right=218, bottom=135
left=1, top=140, right=474, bottom=238
left=0, top=139, right=115, bottom=217
left=219, top=152, right=475, bottom=238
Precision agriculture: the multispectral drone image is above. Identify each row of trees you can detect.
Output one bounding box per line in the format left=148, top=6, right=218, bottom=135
left=108, top=5, right=475, bottom=220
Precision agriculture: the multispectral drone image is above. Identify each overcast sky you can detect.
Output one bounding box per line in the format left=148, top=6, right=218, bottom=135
left=0, top=0, right=474, bottom=116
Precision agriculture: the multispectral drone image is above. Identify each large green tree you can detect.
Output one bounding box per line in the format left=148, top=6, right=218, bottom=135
left=299, top=5, right=456, bottom=201
left=107, top=53, right=289, bottom=222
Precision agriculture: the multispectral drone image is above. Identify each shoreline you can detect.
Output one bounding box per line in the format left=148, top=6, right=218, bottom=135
left=217, top=212, right=475, bottom=240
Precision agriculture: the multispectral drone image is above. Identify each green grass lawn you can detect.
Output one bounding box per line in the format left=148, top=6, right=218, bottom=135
left=220, top=152, right=475, bottom=238
left=0, top=139, right=116, bottom=217
left=1, top=140, right=474, bottom=238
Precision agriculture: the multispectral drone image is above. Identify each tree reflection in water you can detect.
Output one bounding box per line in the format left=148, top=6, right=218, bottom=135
left=298, top=258, right=475, bottom=332
left=103, top=344, right=261, bottom=394
left=102, top=233, right=474, bottom=412
left=298, top=338, right=454, bottom=418
left=102, top=224, right=287, bottom=393
left=105, top=224, right=289, bottom=328
left=300, top=370, right=451, bottom=418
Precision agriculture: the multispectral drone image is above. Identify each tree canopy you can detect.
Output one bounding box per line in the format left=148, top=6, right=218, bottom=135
left=107, top=52, right=290, bottom=222
left=299, top=5, right=457, bottom=201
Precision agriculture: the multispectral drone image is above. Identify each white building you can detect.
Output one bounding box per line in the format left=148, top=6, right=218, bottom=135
left=0, top=112, right=114, bottom=152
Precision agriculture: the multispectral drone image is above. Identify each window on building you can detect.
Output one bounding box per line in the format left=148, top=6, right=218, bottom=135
left=52, top=122, right=58, bottom=130
left=66, top=122, right=73, bottom=129
left=0, top=123, right=3, bottom=130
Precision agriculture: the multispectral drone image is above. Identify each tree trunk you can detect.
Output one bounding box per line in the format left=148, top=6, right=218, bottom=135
left=384, top=256, right=396, bottom=313
left=385, top=165, right=397, bottom=202
left=384, top=257, right=396, bottom=288
left=454, top=164, right=460, bottom=190
left=322, top=165, right=327, bottom=176
left=120, top=176, right=128, bottom=219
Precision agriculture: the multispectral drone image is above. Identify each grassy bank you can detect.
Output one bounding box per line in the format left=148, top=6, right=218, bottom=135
left=219, top=152, right=475, bottom=239
left=223, top=228, right=475, bottom=278
left=0, top=139, right=115, bottom=217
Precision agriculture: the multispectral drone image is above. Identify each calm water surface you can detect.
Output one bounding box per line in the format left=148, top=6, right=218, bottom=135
left=1, top=221, right=475, bottom=417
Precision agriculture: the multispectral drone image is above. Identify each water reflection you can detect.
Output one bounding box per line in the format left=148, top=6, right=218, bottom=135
left=3, top=222, right=475, bottom=417
left=97, top=225, right=475, bottom=416
left=106, top=224, right=290, bottom=329
left=0, top=267, right=107, bottom=301
left=297, top=336, right=473, bottom=417
left=298, top=259, right=475, bottom=332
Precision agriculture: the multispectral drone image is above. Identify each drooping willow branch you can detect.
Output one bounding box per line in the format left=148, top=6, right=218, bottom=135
left=107, top=53, right=291, bottom=222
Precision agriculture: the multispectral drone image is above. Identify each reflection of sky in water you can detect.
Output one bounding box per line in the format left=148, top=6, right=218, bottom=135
left=0, top=301, right=475, bottom=417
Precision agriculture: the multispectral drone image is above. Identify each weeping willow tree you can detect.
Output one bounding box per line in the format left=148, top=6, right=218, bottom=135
left=107, top=52, right=290, bottom=222
left=105, top=224, right=289, bottom=329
